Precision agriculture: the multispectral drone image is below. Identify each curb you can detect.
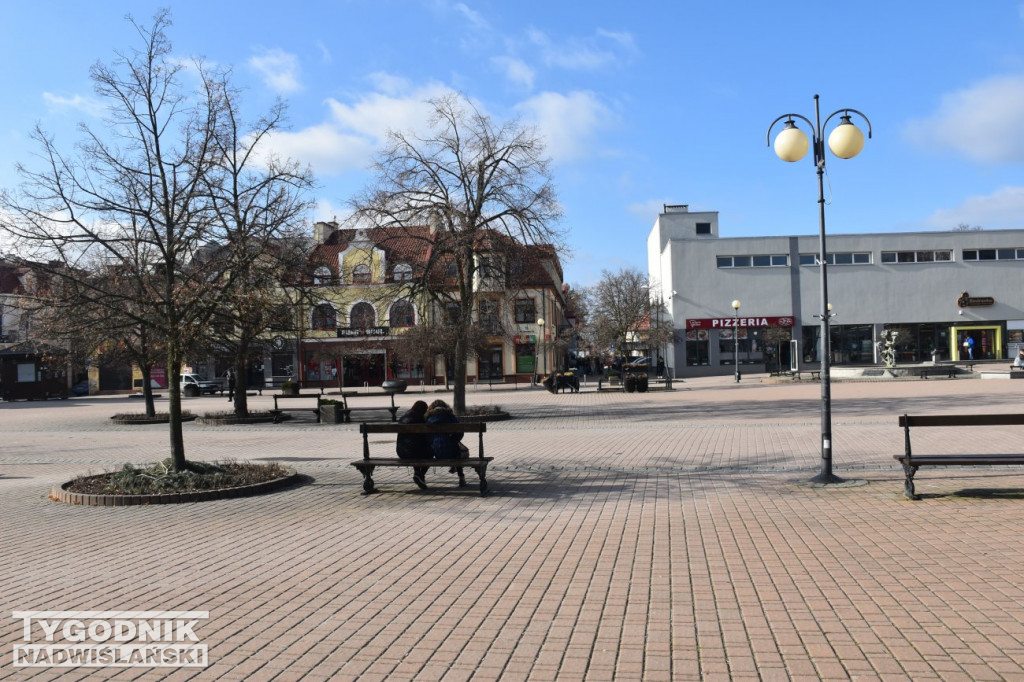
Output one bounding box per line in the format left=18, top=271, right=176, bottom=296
left=49, top=469, right=300, bottom=506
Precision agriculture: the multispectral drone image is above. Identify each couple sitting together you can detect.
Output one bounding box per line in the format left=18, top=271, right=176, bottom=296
left=395, top=399, right=469, bottom=490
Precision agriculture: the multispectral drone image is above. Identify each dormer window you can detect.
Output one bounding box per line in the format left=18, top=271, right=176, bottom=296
left=313, top=266, right=332, bottom=285
left=353, top=263, right=371, bottom=284
left=393, top=263, right=413, bottom=281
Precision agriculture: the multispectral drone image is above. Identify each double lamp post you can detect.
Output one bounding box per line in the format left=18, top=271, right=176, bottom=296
left=766, top=95, right=871, bottom=485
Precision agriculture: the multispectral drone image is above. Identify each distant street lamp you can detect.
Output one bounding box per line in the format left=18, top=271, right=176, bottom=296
left=732, top=299, right=741, bottom=383
left=536, top=317, right=545, bottom=385
left=767, top=94, right=871, bottom=485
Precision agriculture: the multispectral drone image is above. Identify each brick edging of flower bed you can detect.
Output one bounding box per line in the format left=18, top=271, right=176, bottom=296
left=49, top=469, right=300, bottom=506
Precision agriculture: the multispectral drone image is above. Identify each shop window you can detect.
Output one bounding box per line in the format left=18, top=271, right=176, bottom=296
left=389, top=299, right=415, bottom=327
left=311, top=303, right=337, bottom=330
left=478, top=346, right=504, bottom=380
left=393, top=357, right=425, bottom=379
left=515, top=343, right=536, bottom=374
left=350, top=302, right=375, bottom=329
left=685, top=329, right=709, bottom=366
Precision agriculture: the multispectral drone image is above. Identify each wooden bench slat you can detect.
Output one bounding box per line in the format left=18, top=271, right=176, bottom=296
left=894, top=455, right=1024, bottom=465
left=360, top=423, right=485, bottom=434
left=899, top=414, right=1024, bottom=428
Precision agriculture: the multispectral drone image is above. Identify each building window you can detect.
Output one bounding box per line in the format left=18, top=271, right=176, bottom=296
left=352, top=264, right=371, bottom=283
left=799, top=252, right=871, bottom=266
left=696, top=222, right=711, bottom=235
left=444, top=262, right=458, bottom=279
left=881, top=250, right=952, bottom=264
left=963, top=248, right=1024, bottom=261
left=389, top=299, right=415, bottom=327
left=479, top=300, right=500, bottom=333
left=393, top=263, right=413, bottom=281
left=313, top=266, right=332, bottom=285
left=717, top=254, right=788, bottom=268
left=350, top=302, right=375, bottom=329
left=478, top=346, right=503, bottom=380
left=515, top=298, right=536, bottom=323
left=685, top=329, right=709, bottom=366
left=311, top=303, right=337, bottom=330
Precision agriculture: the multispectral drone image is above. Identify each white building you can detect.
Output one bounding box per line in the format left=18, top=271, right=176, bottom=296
left=648, top=205, right=1024, bottom=377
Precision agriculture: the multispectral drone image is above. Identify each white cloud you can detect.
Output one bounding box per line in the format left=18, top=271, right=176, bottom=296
left=326, top=83, right=456, bottom=142
left=366, top=71, right=412, bottom=96
left=42, top=92, right=105, bottom=117
left=515, top=91, right=613, bottom=162
left=906, top=75, right=1024, bottom=163
left=452, top=2, right=490, bottom=32
left=526, top=27, right=635, bottom=71
left=259, top=123, right=374, bottom=175
left=248, top=48, right=302, bottom=94
left=924, top=186, right=1024, bottom=230
left=491, top=56, right=535, bottom=89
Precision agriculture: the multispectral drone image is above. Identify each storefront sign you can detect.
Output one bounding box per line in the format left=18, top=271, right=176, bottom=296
left=337, top=326, right=390, bottom=338
left=956, top=291, right=994, bottom=307
left=687, top=316, right=794, bottom=329
left=513, top=334, right=536, bottom=344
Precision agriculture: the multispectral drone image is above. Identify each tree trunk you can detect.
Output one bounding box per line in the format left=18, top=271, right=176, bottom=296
left=140, top=364, right=156, bottom=418
left=166, top=347, right=186, bottom=471
left=452, top=339, right=467, bottom=415
left=233, top=348, right=250, bottom=417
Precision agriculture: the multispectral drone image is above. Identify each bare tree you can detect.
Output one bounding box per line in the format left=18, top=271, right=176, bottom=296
left=584, top=267, right=674, bottom=361
left=0, top=12, right=309, bottom=468
left=353, top=93, right=562, bottom=414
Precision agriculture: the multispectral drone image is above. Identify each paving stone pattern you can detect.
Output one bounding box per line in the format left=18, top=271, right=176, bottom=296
left=2, top=376, right=1024, bottom=680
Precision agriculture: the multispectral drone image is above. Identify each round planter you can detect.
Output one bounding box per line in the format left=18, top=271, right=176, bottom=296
left=50, top=469, right=300, bottom=506
left=382, top=380, right=408, bottom=394
left=109, top=414, right=196, bottom=425
left=623, top=375, right=638, bottom=393
left=636, top=375, right=649, bottom=393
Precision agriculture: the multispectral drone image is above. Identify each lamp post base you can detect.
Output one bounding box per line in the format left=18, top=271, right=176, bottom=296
left=807, top=471, right=846, bottom=485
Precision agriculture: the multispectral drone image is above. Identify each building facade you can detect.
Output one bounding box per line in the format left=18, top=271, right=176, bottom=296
left=291, top=221, right=568, bottom=389
left=648, top=205, right=1024, bottom=378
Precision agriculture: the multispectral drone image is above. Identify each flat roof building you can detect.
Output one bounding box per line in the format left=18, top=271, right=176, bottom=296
left=648, top=205, right=1024, bottom=377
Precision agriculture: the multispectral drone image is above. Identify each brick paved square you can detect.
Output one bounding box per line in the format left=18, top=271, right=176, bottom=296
left=4, top=376, right=1024, bottom=679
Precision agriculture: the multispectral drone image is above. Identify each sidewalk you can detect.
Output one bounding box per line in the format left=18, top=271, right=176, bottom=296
left=3, top=376, right=1024, bottom=679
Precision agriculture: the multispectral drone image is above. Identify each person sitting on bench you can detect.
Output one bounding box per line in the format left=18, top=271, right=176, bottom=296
left=426, top=399, right=469, bottom=486
left=1015, top=349, right=1024, bottom=369
left=396, top=400, right=431, bottom=490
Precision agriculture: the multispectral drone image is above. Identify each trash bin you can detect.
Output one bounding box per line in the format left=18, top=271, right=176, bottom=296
left=636, top=374, right=648, bottom=393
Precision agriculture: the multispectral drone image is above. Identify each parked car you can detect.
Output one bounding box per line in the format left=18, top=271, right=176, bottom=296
left=71, top=379, right=89, bottom=396
left=180, top=373, right=221, bottom=397
left=628, top=357, right=651, bottom=368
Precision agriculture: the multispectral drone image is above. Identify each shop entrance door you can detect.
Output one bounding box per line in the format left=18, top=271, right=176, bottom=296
left=951, top=326, right=1002, bottom=361
left=343, top=354, right=386, bottom=386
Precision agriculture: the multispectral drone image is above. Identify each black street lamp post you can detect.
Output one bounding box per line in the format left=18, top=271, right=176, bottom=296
left=732, top=299, right=741, bottom=383
left=767, top=95, right=872, bottom=485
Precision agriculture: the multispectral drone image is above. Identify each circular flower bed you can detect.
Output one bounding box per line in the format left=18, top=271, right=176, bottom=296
left=110, top=412, right=195, bottom=425
left=51, top=459, right=298, bottom=506
left=459, top=405, right=511, bottom=423
left=195, top=410, right=282, bottom=425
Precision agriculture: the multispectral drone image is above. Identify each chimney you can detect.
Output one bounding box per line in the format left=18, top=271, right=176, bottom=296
left=314, top=220, right=339, bottom=244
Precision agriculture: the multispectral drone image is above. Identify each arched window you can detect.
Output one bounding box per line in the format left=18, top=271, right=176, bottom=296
left=444, top=262, right=457, bottom=279
left=393, top=263, right=413, bottom=281
left=313, top=266, right=332, bottom=285
left=389, top=299, right=415, bottom=327
left=353, top=263, right=371, bottom=284
left=311, top=303, right=337, bottom=330
left=350, top=302, right=376, bottom=329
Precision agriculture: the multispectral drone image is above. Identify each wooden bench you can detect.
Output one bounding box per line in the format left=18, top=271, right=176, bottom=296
left=352, top=423, right=492, bottom=495
left=894, top=413, right=1024, bottom=499
left=271, top=395, right=321, bottom=423
left=337, top=392, right=399, bottom=423
left=918, top=365, right=957, bottom=379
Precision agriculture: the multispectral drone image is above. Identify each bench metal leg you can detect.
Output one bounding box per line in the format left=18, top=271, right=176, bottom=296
left=901, top=462, right=918, bottom=500
left=357, top=465, right=377, bottom=495
left=476, top=462, right=489, bottom=496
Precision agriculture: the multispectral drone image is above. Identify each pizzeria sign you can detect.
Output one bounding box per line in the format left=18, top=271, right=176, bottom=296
left=687, top=316, right=794, bottom=329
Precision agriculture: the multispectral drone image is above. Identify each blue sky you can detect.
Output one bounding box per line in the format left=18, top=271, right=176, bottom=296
left=3, top=2, right=1024, bottom=286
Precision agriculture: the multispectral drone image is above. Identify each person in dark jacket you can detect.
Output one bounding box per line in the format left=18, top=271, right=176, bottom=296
left=396, top=400, right=431, bottom=489
left=425, top=399, right=467, bottom=486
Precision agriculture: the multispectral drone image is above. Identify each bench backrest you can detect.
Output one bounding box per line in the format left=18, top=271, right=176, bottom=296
left=900, top=414, right=1024, bottom=428
left=360, top=422, right=485, bottom=434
